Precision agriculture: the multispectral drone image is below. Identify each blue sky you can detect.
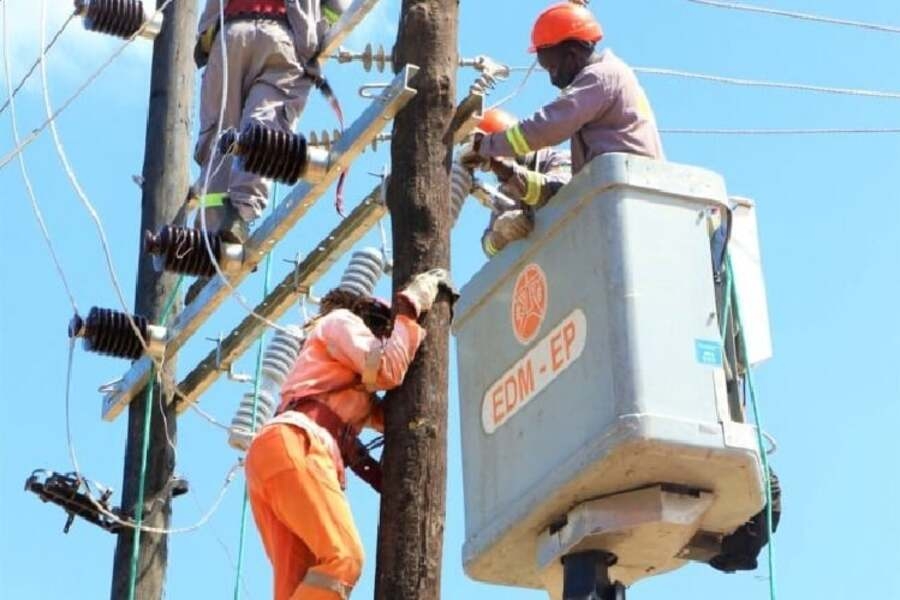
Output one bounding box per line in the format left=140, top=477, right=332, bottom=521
left=1, top=0, right=899, bottom=598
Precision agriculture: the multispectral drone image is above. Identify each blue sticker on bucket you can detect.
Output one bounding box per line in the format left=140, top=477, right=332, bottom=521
left=695, top=339, right=723, bottom=366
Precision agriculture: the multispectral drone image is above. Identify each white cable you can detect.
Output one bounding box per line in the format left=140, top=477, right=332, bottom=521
left=0, top=11, right=73, bottom=117
left=661, top=126, right=900, bottom=135
left=194, top=4, right=305, bottom=338
left=0, top=0, right=176, bottom=171
left=2, top=1, right=79, bottom=313
left=66, top=340, right=239, bottom=535
left=39, top=0, right=154, bottom=365
left=191, top=403, right=231, bottom=431
left=685, top=0, right=900, bottom=34
left=489, top=59, right=538, bottom=110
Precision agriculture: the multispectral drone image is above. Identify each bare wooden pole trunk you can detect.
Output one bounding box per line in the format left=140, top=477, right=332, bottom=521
left=374, top=1, right=458, bottom=598
left=110, top=1, right=197, bottom=598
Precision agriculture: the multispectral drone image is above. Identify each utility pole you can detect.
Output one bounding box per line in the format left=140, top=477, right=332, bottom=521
left=374, top=1, right=458, bottom=598
left=110, top=1, right=197, bottom=598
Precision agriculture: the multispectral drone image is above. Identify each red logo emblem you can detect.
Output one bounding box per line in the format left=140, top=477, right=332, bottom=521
left=511, top=263, right=548, bottom=345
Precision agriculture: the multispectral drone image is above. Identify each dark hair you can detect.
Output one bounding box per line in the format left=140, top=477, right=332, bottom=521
left=319, top=288, right=393, bottom=338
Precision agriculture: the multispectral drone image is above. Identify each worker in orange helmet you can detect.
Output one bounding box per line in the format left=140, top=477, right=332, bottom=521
left=461, top=2, right=664, bottom=176
left=244, top=269, right=456, bottom=600
left=466, top=108, right=572, bottom=257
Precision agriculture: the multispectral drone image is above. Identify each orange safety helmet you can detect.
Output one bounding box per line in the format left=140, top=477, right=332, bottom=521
left=528, top=2, right=603, bottom=53
left=476, top=108, right=517, bottom=135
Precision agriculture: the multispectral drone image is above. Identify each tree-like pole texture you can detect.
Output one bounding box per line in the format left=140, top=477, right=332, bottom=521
left=374, top=1, right=458, bottom=598
left=110, top=1, right=197, bottom=598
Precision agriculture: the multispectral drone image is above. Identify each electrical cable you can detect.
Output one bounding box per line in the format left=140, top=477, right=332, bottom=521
left=2, top=2, right=79, bottom=314
left=0, top=0, right=175, bottom=171
left=685, top=0, right=900, bottom=35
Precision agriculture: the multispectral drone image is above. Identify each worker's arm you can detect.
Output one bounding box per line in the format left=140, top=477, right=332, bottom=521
left=479, top=71, right=609, bottom=158
left=320, top=311, right=427, bottom=392
left=498, top=150, right=573, bottom=208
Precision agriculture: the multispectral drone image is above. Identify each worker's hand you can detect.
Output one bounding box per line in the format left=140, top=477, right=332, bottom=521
left=399, top=268, right=459, bottom=318
left=459, top=134, right=490, bottom=172
left=489, top=157, right=516, bottom=183
left=482, top=207, right=535, bottom=257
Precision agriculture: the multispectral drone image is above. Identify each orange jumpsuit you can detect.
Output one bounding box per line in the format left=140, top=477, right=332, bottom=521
left=245, top=308, right=426, bottom=600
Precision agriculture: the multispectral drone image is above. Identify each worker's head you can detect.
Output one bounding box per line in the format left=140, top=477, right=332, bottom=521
left=319, top=289, right=393, bottom=338
left=476, top=109, right=518, bottom=135
left=529, top=2, right=603, bottom=89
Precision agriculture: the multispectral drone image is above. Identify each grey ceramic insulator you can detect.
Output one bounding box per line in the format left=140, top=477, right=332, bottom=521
left=228, top=325, right=305, bottom=451
left=338, top=247, right=384, bottom=297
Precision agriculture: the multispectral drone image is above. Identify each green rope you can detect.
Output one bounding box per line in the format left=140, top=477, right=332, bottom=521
left=127, top=275, right=185, bottom=600
left=722, top=255, right=777, bottom=600
left=233, top=190, right=276, bottom=599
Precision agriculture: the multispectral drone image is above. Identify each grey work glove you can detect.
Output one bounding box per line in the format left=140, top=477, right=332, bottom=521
left=482, top=207, right=535, bottom=257
left=398, top=268, right=459, bottom=318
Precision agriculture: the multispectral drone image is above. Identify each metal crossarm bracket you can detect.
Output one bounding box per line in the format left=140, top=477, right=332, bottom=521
left=174, top=187, right=387, bottom=414
left=101, top=65, right=418, bottom=422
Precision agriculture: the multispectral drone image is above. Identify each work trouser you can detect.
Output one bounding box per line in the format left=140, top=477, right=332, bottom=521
left=194, top=19, right=312, bottom=222
left=245, top=423, right=363, bottom=600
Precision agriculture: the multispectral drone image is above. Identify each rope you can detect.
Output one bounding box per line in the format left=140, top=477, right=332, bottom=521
left=0, top=0, right=176, bottom=171
left=0, top=11, right=74, bottom=117
left=233, top=185, right=277, bottom=600
left=1, top=2, right=79, bottom=313
left=685, top=0, right=900, bottom=35
left=721, top=255, right=777, bottom=599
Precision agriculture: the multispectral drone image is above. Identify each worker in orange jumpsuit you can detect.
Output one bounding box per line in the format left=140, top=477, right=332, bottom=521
left=244, top=268, right=455, bottom=600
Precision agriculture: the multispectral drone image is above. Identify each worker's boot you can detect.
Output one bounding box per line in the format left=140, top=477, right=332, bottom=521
left=184, top=195, right=250, bottom=305
left=709, top=471, right=781, bottom=573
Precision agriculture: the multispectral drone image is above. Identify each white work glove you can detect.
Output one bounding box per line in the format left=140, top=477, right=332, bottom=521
left=482, top=207, right=535, bottom=257
left=399, top=268, right=459, bottom=318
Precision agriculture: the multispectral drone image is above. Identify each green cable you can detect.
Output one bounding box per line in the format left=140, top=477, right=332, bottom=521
left=233, top=190, right=276, bottom=599
left=722, top=256, right=777, bottom=600
left=127, top=274, right=185, bottom=600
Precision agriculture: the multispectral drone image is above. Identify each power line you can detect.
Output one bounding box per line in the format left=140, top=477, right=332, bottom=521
left=2, top=1, right=80, bottom=313
left=507, top=63, right=900, bottom=100
left=661, top=127, right=900, bottom=135
left=0, top=11, right=74, bottom=117
left=0, top=0, right=175, bottom=171
left=685, top=0, right=900, bottom=35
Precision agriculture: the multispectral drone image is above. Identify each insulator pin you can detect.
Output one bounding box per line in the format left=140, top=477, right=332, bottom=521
left=220, top=123, right=330, bottom=185
left=68, top=307, right=166, bottom=360
left=332, top=43, right=393, bottom=73
left=143, top=225, right=244, bottom=278
left=74, top=0, right=163, bottom=40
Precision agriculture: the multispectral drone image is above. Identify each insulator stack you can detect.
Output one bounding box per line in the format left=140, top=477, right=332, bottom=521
left=332, top=43, right=393, bottom=72
left=229, top=326, right=306, bottom=451
left=74, top=0, right=163, bottom=40
left=338, top=247, right=385, bottom=297
left=221, top=123, right=329, bottom=185
left=450, top=162, right=475, bottom=225
left=68, top=307, right=166, bottom=360
left=143, top=225, right=244, bottom=278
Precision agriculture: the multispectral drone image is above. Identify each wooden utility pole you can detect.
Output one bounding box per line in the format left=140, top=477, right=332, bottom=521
left=110, top=1, right=197, bottom=598
left=374, top=1, right=458, bottom=598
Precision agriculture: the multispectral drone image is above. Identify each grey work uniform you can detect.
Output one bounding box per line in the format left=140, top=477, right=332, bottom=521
left=478, top=49, right=664, bottom=174
left=193, top=0, right=350, bottom=222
